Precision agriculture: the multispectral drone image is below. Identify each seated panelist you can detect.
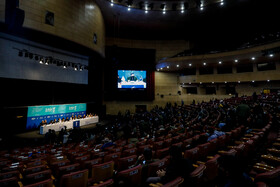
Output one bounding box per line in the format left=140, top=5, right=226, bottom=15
left=127, top=72, right=138, bottom=81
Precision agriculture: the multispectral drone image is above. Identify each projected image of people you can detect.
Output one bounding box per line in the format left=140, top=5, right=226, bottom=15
left=118, top=70, right=146, bottom=89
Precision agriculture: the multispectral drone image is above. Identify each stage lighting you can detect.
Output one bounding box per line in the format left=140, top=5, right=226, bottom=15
left=160, top=4, right=166, bottom=10
left=35, top=55, right=39, bottom=61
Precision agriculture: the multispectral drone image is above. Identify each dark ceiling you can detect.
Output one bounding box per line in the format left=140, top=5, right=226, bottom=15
left=96, top=0, right=279, bottom=50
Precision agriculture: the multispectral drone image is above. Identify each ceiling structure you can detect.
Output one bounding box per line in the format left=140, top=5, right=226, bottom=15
left=96, top=0, right=278, bottom=48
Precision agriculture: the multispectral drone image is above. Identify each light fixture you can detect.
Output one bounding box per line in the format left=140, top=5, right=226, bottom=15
left=189, top=63, right=192, bottom=66
left=212, top=82, right=215, bottom=84
left=39, top=58, right=44, bottom=64
left=269, top=54, right=274, bottom=57
left=157, top=69, right=159, bottom=71
left=167, top=66, right=169, bottom=68
left=145, top=10, right=148, bottom=13
left=238, top=81, right=240, bottom=83
left=176, top=64, right=179, bottom=67
left=160, top=67, right=163, bottom=70
left=189, top=82, right=191, bottom=84
left=267, top=80, right=270, bottom=82
left=219, top=61, right=222, bottom=64
left=251, top=57, right=255, bottom=60
left=18, top=51, right=23, bottom=57
left=225, top=81, right=227, bottom=83
left=252, top=80, right=255, bottom=83
left=234, top=59, right=238, bottom=62
left=111, top=3, right=114, bottom=6
left=200, top=82, right=202, bottom=84
left=220, top=0, right=224, bottom=6
left=203, top=62, right=206, bottom=66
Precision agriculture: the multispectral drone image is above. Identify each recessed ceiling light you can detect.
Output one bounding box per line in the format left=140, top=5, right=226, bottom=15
left=203, top=62, right=206, bottom=66
left=251, top=57, right=255, bottom=60
left=234, top=59, right=238, bottom=62
left=177, top=64, right=179, bottom=67
left=252, top=80, right=255, bottom=82
left=200, top=82, right=202, bottom=84
left=269, top=54, right=274, bottom=57
left=145, top=10, right=148, bottom=13
left=267, top=80, right=270, bottom=82
left=167, top=66, right=169, bottom=68
left=219, top=61, right=222, bottom=64
left=111, top=3, right=114, bottom=6
left=212, top=82, right=214, bottom=84
left=238, top=81, right=240, bottom=83
left=225, top=81, right=227, bottom=83
left=189, top=63, right=192, bottom=66
left=181, top=10, right=184, bottom=13
left=160, top=68, right=163, bottom=70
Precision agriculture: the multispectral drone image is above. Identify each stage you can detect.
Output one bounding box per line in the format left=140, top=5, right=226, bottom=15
left=13, top=122, right=99, bottom=140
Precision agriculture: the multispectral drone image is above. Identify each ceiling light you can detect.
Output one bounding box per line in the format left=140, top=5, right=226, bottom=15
left=181, top=10, right=184, bottom=13
left=128, top=7, right=131, bottom=11
left=203, top=62, right=206, bottom=66
left=157, top=69, right=159, bottom=71
left=267, top=80, right=270, bottom=82
left=269, top=54, right=274, bottom=57
left=160, top=4, right=166, bottom=10
left=189, top=63, right=192, bottom=66
left=39, top=58, right=43, bottom=64
left=200, top=82, right=202, bottom=84
left=238, top=81, right=240, bottom=83
left=176, top=64, right=179, bottom=67
left=160, top=68, right=163, bottom=70
left=252, top=80, right=255, bottom=83
left=234, top=59, right=238, bottom=62
left=251, top=57, right=255, bottom=60
left=163, top=11, right=166, bottom=14
left=167, top=66, right=169, bottom=68
left=225, top=81, right=227, bottom=83
left=212, top=82, right=214, bottom=84
left=219, top=61, right=222, bottom=64
left=145, top=10, right=148, bottom=13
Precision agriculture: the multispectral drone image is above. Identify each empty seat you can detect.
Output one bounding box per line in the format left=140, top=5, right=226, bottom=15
left=254, top=166, right=280, bottom=187
left=118, top=155, right=137, bottom=171
left=204, top=154, right=220, bottom=181
left=198, top=143, right=211, bottom=160
left=184, top=147, right=199, bottom=163
left=23, top=169, right=52, bottom=185
left=104, top=152, right=121, bottom=163
left=56, top=163, right=80, bottom=179
left=91, top=161, right=114, bottom=183
left=0, top=170, right=20, bottom=180
left=122, top=148, right=137, bottom=157
left=161, top=177, right=184, bottom=187
left=59, top=169, right=88, bottom=187
left=0, top=176, right=19, bottom=187
left=155, top=148, right=169, bottom=159
left=153, top=141, right=164, bottom=150
left=117, top=165, right=142, bottom=186
left=23, top=165, right=48, bottom=176
left=89, top=179, right=114, bottom=187
left=23, top=178, right=53, bottom=187
left=190, top=164, right=206, bottom=187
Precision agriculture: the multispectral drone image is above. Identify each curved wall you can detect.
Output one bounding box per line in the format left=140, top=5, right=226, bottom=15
left=1, top=0, right=106, bottom=57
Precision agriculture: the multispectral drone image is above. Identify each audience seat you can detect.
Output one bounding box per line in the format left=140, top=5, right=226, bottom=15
left=122, top=148, right=137, bottom=157
left=23, top=169, right=52, bottom=185
left=59, top=169, right=88, bottom=187
left=22, top=178, right=53, bottom=187
left=89, top=179, right=114, bottom=187
left=0, top=176, right=19, bottom=187
left=104, top=152, right=121, bottom=163
left=118, top=155, right=137, bottom=171
left=23, top=165, right=48, bottom=176
left=254, top=166, right=280, bottom=187
left=147, top=158, right=168, bottom=177
left=91, top=161, right=114, bottom=183
left=117, top=165, right=142, bottom=186
left=190, top=164, right=206, bottom=187
left=161, top=177, right=184, bottom=187
left=155, top=148, right=169, bottom=159
left=184, top=147, right=199, bottom=162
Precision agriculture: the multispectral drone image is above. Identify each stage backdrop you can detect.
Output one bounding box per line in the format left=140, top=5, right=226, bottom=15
left=26, top=103, right=86, bottom=129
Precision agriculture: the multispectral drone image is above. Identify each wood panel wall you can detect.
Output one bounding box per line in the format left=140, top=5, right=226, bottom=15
left=106, top=37, right=190, bottom=62
left=0, top=0, right=105, bottom=56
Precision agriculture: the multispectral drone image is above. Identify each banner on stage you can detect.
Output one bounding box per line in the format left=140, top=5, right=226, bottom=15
left=26, top=103, right=86, bottom=129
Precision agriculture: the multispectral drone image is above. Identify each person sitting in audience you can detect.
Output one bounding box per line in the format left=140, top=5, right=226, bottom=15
left=207, top=126, right=225, bottom=142
left=146, top=146, right=194, bottom=185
